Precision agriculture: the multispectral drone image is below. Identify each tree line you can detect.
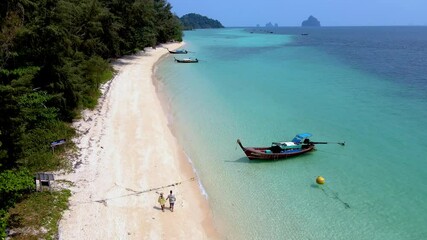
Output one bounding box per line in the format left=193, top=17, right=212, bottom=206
left=0, top=0, right=182, bottom=237
left=180, top=13, right=224, bottom=30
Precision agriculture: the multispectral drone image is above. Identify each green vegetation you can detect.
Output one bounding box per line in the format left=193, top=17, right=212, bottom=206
left=0, top=0, right=183, bottom=237
left=180, top=13, right=224, bottom=30
left=7, top=189, right=71, bottom=239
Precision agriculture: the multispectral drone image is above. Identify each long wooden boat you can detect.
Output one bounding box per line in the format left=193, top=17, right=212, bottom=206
left=237, top=133, right=345, bottom=160
left=169, top=49, right=188, bottom=54
left=174, top=57, right=199, bottom=63
left=236, top=133, right=316, bottom=160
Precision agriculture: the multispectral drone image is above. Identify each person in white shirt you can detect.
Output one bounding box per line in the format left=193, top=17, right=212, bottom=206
left=166, top=190, right=176, bottom=212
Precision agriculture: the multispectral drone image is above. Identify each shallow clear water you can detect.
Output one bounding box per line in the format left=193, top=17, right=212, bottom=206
left=155, top=27, right=427, bottom=239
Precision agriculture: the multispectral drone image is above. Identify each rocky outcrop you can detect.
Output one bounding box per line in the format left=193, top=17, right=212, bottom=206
left=301, top=16, right=321, bottom=27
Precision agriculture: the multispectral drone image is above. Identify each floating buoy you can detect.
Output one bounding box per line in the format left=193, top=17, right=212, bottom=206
left=316, top=176, right=325, bottom=185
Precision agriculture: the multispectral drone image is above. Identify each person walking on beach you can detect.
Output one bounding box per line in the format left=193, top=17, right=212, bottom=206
left=166, top=190, right=176, bottom=212
left=158, top=193, right=166, bottom=212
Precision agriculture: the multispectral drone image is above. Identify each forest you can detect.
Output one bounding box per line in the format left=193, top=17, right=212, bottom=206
left=0, top=0, right=182, bottom=238
left=180, top=13, right=224, bottom=30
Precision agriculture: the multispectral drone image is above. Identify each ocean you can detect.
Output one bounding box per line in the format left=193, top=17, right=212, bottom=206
left=155, top=27, right=427, bottom=239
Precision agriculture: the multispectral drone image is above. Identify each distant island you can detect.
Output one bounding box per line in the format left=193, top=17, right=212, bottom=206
left=301, top=15, right=321, bottom=27
left=265, top=22, right=278, bottom=28
left=180, top=13, right=224, bottom=30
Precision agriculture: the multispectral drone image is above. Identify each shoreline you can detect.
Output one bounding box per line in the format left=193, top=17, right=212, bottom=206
left=58, top=43, right=220, bottom=239
left=152, top=48, right=210, bottom=200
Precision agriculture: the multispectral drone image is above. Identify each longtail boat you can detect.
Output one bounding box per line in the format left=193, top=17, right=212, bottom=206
left=174, top=57, right=199, bottom=63
left=237, top=133, right=344, bottom=160
left=169, top=49, right=188, bottom=54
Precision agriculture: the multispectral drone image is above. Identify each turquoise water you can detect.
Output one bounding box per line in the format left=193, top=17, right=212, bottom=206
left=155, top=28, right=427, bottom=239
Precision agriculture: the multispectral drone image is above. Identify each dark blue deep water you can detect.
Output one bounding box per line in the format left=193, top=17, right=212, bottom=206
left=250, top=26, right=427, bottom=99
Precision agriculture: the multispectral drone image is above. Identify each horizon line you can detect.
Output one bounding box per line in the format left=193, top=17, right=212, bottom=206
left=223, top=24, right=427, bottom=28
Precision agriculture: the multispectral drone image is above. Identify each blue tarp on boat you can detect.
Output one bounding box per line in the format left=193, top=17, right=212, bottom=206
left=292, top=133, right=312, bottom=143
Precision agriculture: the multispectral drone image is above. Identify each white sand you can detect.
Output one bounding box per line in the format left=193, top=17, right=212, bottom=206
left=58, top=43, right=220, bottom=239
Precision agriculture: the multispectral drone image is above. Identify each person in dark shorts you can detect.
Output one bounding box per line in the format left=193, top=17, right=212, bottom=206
left=166, top=190, right=176, bottom=212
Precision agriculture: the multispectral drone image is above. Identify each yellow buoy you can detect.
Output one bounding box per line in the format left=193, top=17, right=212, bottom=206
left=316, top=176, right=325, bottom=185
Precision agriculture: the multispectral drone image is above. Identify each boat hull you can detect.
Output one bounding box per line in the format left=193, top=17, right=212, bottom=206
left=237, top=139, right=315, bottom=160
left=175, top=59, right=198, bottom=63
left=169, top=50, right=187, bottom=54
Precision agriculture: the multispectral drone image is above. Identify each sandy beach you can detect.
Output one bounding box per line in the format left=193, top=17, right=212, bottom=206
left=58, top=43, right=219, bottom=239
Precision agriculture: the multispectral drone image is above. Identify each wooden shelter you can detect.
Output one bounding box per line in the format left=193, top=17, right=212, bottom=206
left=34, top=172, right=55, bottom=191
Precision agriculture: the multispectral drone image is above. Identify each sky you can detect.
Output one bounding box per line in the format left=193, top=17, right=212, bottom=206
left=167, top=0, right=427, bottom=27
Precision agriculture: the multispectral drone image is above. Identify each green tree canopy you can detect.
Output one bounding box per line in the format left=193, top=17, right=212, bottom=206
left=180, top=13, right=224, bottom=30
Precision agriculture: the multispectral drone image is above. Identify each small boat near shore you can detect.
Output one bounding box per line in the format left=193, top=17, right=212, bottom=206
left=174, top=57, right=199, bottom=63
left=169, top=49, right=188, bottom=54
left=237, top=133, right=344, bottom=160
